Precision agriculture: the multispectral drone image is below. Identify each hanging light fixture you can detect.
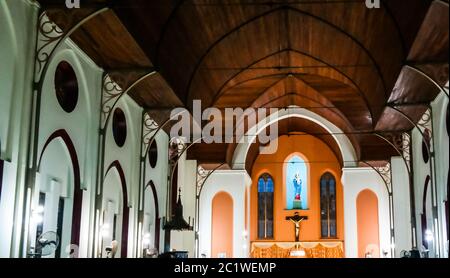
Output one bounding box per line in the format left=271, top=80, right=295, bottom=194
left=163, top=188, right=193, bottom=231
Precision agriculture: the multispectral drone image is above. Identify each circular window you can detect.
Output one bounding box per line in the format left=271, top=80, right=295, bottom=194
left=422, top=129, right=431, bottom=164
left=112, top=108, right=127, bottom=147
left=148, top=140, right=158, bottom=168
left=54, top=61, right=78, bottom=113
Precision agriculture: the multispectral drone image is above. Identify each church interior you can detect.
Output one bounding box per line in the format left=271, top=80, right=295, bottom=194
left=0, top=0, right=448, bottom=259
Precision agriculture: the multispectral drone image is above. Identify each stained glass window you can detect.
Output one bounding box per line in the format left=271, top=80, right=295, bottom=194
left=286, top=156, right=308, bottom=210
left=320, top=172, right=337, bottom=238
left=258, top=173, right=274, bottom=239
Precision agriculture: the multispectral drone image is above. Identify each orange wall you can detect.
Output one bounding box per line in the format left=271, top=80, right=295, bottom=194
left=357, top=189, right=380, bottom=258
left=250, top=135, right=344, bottom=242
left=211, top=192, right=233, bottom=258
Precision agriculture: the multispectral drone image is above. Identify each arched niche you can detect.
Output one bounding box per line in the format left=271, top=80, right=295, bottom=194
left=143, top=181, right=160, bottom=254
left=102, top=161, right=129, bottom=258
left=356, top=189, right=380, bottom=258
left=283, top=153, right=309, bottom=210
left=35, top=130, right=82, bottom=257
left=211, top=191, right=234, bottom=258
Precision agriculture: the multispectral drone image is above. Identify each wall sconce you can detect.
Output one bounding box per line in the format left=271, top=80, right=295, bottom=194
left=425, top=229, right=434, bottom=243
left=100, top=224, right=110, bottom=238
left=31, top=206, right=44, bottom=224
left=142, top=233, right=151, bottom=246
left=242, top=230, right=248, bottom=239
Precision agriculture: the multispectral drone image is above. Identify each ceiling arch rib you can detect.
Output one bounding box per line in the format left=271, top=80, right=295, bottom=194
left=215, top=74, right=288, bottom=107
left=218, top=74, right=366, bottom=163
left=248, top=93, right=361, bottom=152
left=214, top=73, right=288, bottom=101
left=211, top=49, right=362, bottom=104
left=36, top=0, right=435, bottom=166
left=215, top=69, right=371, bottom=131
left=186, top=6, right=390, bottom=120
left=209, top=50, right=374, bottom=129
left=153, top=0, right=188, bottom=66
left=188, top=7, right=380, bottom=94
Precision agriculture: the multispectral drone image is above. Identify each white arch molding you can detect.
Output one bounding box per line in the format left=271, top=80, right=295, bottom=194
left=231, top=107, right=358, bottom=170
left=34, top=137, right=76, bottom=258
left=142, top=185, right=157, bottom=255
left=101, top=166, right=124, bottom=258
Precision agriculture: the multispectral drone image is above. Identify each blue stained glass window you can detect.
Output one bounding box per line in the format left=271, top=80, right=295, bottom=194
left=257, top=174, right=274, bottom=239
left=320, top=172, right=337, bottom=238
left=286, top=156, right=308, bottom=210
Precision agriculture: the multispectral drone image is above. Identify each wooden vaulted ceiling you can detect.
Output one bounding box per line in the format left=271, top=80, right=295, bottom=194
left=39, top=0, right=449, bottom=171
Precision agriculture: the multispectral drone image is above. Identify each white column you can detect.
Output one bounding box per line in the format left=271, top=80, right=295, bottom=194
left=391, top=156, right=412, bottom=257
left=431, top=91, right=449, bottom=257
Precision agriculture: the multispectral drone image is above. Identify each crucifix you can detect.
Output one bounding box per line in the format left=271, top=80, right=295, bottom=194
left=286, top=212, right=308, bottom=242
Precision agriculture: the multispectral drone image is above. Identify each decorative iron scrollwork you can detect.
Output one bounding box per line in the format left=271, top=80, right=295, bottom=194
left=376, top=162, right=392, bottom=194
left=196, top=166, right=209, bottom=197
left=379, top=132, right=411, bottom=172
left=142, top=113, right=159, bottom=157
left=401, top=132, right=411, bottom=169
left=418, top=108, right=432, bottom=134
left=101, top=75, right=123, bottom=129
left=35, top=7, right=110, bottom=85
left=35, top=12, right=64, bottom=81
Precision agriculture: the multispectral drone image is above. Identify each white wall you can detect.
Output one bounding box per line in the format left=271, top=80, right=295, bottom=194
left=0, top=0, right=150, bottom=258
left=0, top=0, right=39, bottom=258
left=199, top=170, right=252, bottom=258
left=408, top=90, right=449, bottom=258
left=144, top=130, right=169, bottom=253
left=37, top=40, right=102, bottom=258
left=411, top=124, right=434, bottom=256
left=341, top=167, right=391, bottom=258
left=0, top=161, right=19, bottom=257
left=391, top=156, right=412, bottom=257
left=103, top=95, right=142, bottom=258
left=431, top=91, right=449, bottom=257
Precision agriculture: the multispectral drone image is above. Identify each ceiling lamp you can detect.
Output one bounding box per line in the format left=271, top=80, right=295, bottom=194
left=163, top=189, right=193, bottom=231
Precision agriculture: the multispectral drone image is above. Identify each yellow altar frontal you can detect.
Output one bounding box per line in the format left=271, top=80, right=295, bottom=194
left=250, top=241, right=344, bottom=258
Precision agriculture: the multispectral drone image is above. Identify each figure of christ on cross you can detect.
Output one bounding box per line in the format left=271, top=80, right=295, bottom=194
left=286, top=212, right=308, bottom=242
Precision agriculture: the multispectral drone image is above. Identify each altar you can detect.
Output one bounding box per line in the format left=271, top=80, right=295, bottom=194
left=250, top=241, right=344, bottom=258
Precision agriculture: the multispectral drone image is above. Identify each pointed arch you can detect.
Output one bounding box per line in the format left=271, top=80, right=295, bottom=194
left=104, top=160, right=129, bottom=258
left=145, top=180, right=160, bottom=250
left=37, top=129, right=82, bottom=246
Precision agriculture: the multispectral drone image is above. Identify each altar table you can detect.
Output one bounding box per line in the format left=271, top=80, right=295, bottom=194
left=250, top=241, right=344, bottom=258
